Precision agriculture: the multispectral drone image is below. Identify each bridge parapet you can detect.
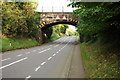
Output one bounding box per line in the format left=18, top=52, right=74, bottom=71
left=39, top=12, right=79, bottom=28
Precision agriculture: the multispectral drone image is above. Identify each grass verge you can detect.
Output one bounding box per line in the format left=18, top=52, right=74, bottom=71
left=80, top=42, right=120, bottom=78
left=49, top=32, right=66, bottom=41
left=1, top=37, right=40, bottom=52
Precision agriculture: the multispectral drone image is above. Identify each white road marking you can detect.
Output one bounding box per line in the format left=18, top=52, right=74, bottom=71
left=53, top=54, right=56, bottom=56
left=54, top=44, right=59, bottom=47
left=25, top=75, right=31, bottom=80
left=35, top=66, right=41, bottom=71
left=1, top=58, right=11, bottom=62
left=41, top=62, right=46, bottom=65
left=39, top=51, right=44, bottom=53
left=0, top=57, right=28, bottom=69
left=48, top=57, right=52, bottom=60
left=16, top=54, right=23, bottom=57
left=26, top=52, right=30, bottom=54
left=56, top=52, right=59, bottom=53
left=39, top=50, right=45, bottom=53
left=62, top=46, right=66, bottom=49
left=38, top=48, right=51, bottom=54
left=60, top=48, right=63, bottom=50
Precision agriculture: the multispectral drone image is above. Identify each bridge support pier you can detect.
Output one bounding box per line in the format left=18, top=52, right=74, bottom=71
left=36, top=28, right=46, bottom=44
left=80, top=34, right=84, bottom=43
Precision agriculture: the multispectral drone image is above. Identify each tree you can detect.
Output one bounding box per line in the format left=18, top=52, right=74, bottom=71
left=2, top=2, right=40, bottom=38
left=69, top=2, right=120, bottom=46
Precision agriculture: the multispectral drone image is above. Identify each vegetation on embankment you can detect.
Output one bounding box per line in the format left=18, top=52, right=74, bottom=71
left=1, top=2, right=41, bottom=52
left=66, top=28, right=79, bottom=36
left=50, top=32, right=66, bottom=41
left=48, top=24, right=79, bottom=41
left=80, top=42, right=120, bottom=78
left=43, top=24, right=68, bottom=42
left=70, top=2, right=120, bottom=46
left=1, top=37, right=40, bottom=52
left=2, top=2, right=40, bottom=38
left=69, top=2, right=120, bottom=78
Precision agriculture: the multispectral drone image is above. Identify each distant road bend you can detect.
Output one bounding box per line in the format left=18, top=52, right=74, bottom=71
left=1, top=36, right=85, bottom=79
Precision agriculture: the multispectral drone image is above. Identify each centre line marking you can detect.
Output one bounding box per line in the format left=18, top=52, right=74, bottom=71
left=16, top=54, right=23, bottom=57
left=48, top=57, right=52, bottom=60
left=56, top=52, right=59, bottom=53
left=41, top=62, right=46, bottom=65
left=39, top=50, right=45, bottom=53
left=53, top=54, right=56, bottom=56
left=25, top=75, right=31, bottom=80
left=0, top=57, right=28, bottom=69
left=38, top=48, right=51, bottom=54
left=35, top=66, right=41, bottom=71
left=1, top=58, right=11, bottom=62
left=54, top=45, right=59, bottom=47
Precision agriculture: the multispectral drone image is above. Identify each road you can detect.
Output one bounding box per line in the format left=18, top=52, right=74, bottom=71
left=0, top=36, right=85, bottom=79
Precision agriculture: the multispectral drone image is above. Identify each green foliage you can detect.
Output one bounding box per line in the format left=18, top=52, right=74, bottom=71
left=48, top=24, right=68, bottom=41
left=66, top=28, right=74, bottom=36
left=1, top=37, right=39, bottom=52
left=2, top=2, right=39, bottom=38
left=69, top=2, right=120, bottom=78
left=60, top=24, right=68, bottom=34
left=50, top=32, right=61, bottom=41
left=52, top=24, right=68, bottom=36
left=80, top=43, right=119, bottom=78
left=69, top=2, right=120, bottom=47
left=41, top=24, right=68, bottom=42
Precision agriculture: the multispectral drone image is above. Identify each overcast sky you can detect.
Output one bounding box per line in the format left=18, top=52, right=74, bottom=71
left=35, top=0, right=74, bottom=12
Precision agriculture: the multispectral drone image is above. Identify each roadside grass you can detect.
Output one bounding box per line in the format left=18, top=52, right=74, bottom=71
left=1, top=37, right=40, bottom=52
left=49, top=32, right=66, bottom=41
left=80, top=42, right=120, bottom=78
left=1, top=32, right=66, bottom=52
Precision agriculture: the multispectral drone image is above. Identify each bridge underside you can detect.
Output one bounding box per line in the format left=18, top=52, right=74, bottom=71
left=41, top=21, right=78, bottom=28
left=37, top=12, right=79, bottom=43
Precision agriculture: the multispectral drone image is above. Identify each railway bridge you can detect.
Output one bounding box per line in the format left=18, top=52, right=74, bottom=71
left=36, top=6, right=79, bottom=43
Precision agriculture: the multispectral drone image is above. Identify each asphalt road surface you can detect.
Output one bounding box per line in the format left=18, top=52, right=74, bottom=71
left=0, top=36, right=85, bottom=79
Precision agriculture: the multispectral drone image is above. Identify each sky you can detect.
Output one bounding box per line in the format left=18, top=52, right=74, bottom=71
left=68, top=25, right=77, bottom=32
left=35, top=0, right=74, bottom=12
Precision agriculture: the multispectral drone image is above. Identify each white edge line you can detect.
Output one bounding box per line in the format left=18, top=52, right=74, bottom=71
left=0, top=57, right=28, bottom=69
